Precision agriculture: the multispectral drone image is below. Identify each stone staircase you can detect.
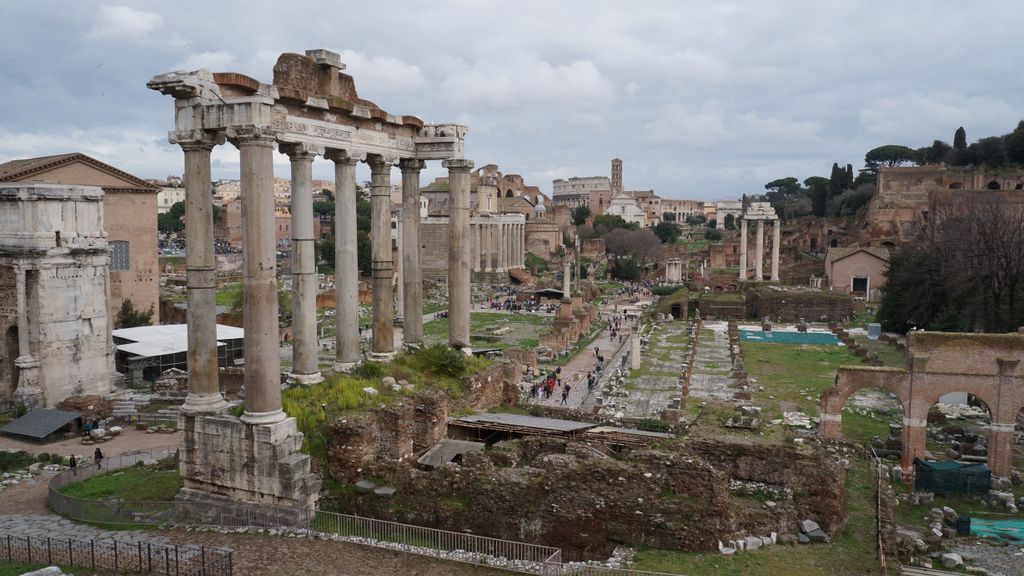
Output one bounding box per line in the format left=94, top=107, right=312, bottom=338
left=105, top=390, right=187, bottom=423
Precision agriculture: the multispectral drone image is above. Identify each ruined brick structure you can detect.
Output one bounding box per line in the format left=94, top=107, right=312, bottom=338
left=331, top=436, right=846, bottom=560
left=820, top=331, right=1024, bottom=478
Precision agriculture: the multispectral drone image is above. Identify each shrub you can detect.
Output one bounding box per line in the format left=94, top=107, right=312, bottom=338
left=37, top=453, right=51, bottom=462
left=353, top=361, right=386, bottom=380
left=634, top=418, right=671, bottom=433
left=651, top=285, right=684, bottom=297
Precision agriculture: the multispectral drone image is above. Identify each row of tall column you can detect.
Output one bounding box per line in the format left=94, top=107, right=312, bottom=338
left=177, top=129, right=474, bottom=423
left=470, top=221, right=525, bottom=273
left=738, top=218, right=781, bottom=283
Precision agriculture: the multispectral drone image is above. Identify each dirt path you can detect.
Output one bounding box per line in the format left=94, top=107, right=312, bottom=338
left=0, top=428, right=180, bottom=460
left=157, top=530, right=513, bottom=576
left=0, top=471, right=51, bottom=515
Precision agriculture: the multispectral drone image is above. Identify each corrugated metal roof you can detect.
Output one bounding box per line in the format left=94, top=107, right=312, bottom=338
left=454, top=413, right=596, bottom=432
left=1, top=408, right=82, bottom=441
left=417, top=439, right=486, bottom=468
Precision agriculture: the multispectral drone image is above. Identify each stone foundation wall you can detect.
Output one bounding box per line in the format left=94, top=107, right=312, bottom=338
left=325, top=361, right=521, bottom=481
left=178, top=414, right=320, bottom=508
left=343, top=437, right=731, bottom=560
left=332, top=436, right=846, bottom=560
left=746, top=288, right=853, bottom=322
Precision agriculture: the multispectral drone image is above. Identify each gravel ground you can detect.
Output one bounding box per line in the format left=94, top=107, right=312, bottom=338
left=157, top=529, right=516, bottom=576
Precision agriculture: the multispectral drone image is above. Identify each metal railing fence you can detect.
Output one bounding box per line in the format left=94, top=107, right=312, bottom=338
left=1, top=532, right=231, bottom=576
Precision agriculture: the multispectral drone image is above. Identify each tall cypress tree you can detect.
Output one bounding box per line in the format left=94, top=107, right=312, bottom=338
left=953, top=126, right=967, bottom=150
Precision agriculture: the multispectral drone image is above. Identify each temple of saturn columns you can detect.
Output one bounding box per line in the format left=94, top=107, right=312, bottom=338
left=148, top=49, right=472, bottom=507
left=737, top=201, right=781, bottom=282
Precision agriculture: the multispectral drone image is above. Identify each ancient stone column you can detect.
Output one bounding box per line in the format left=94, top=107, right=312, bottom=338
left=326, top=151, right=362, bottom=371
left=771, top=219, right=781, bottom=282
left=444, top=158, right=474, bottom=349
left=497, top=222, right=506, bottom=272
left=483, top=223, right=493, bottom=272
left=368, top=156, right=395, bottom=360
left=179, top=134, right=228, bottom=414
left=400, top=159, right=425, bottom=348
left=283, top=143, right=323, bottom=385
left=234, top=128, right=285, bottom=425
left=472, top=222, right=481, bottom=272
left=754, top=219, right=764, bottom=282
left=739, top=218, right=748, bottom=281
left=11, top=264, right=41, bottom=407
left=563, top=258, right=571, bottom=296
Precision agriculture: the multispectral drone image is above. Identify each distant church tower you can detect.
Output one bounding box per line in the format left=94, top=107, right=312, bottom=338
left=611, top=158, right=622, bottom=195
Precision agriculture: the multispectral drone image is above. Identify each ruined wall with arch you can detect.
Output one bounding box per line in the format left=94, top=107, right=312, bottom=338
left=820, top=331, right=1024, bottom=477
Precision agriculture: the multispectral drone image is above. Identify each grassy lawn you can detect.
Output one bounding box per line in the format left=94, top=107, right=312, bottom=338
left=57, top=459, right=182, bottom=502
left=423, top=312, right=550, bottom=350
left=632, top=459, right=884, bottom=575
left=0, top=561, right=90, bottom=576
left=742, top=342, right=861, bottom=421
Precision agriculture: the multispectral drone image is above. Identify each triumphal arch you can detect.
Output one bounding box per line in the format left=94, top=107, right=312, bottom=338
left=148, top=49, right=473, bottom=507
left=820, top=331, right=1024, bottom=478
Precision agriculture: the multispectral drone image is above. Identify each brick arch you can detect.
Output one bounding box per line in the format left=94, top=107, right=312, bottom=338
left=819, top=367, right=911, bottom=439
left=820, top=331, right=1024, bottom=478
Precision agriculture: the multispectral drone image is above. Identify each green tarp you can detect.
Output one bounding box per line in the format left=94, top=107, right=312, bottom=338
left=914, top=458, right=991, bottom=495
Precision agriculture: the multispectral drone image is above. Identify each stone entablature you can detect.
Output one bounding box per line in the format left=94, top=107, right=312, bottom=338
left=0, top=183, right=112, bottom=407
left=820, top=331, right=1024, bottom=478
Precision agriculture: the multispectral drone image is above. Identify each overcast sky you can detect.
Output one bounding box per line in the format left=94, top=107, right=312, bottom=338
left=2, top=1, right=1022, bottom=200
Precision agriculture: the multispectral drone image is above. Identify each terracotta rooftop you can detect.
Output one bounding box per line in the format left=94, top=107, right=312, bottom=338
left=0, top=152, right=158, bottom=191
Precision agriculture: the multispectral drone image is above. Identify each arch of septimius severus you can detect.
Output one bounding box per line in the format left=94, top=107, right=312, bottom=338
left=148, top=49, right=472, bottom=507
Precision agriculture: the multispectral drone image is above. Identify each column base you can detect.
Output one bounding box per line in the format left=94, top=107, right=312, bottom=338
left=240, top=408, right=287, bottom=425
left=403, top=341, right=423, bottom=351
left=369, top=351, right=395, bottom=362
left=178, top=414, right=320, bottom=509
left=180, top=393, right=228, bottom=416
left=333, top=360, right=360, bottom=373
left=288, top=371, right=324, bottom=386
left=770, top=275, right=780, bottom=282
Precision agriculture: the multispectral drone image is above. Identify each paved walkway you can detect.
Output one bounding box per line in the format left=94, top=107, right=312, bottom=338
left=689, top=320, right=740, bottom=401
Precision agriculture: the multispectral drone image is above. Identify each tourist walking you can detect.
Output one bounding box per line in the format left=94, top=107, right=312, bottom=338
left=560, top=384, right=570, bottom=406
left=69, top=455, right=77, bottom=476
left=93, top=447, right=104, bottom=470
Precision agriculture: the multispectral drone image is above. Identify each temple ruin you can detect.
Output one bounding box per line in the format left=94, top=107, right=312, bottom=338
left=148, top=49, right=473, bottom=507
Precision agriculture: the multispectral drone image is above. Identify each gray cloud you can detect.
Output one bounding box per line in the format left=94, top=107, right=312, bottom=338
left=1, top=0, right=1022, bottom=199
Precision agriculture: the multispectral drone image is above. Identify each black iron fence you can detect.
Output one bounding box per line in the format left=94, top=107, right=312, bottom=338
left=1, top=533, right=231, bottom=576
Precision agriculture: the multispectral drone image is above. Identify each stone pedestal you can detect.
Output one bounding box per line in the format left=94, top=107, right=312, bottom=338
left=12, top=356, right=41, bottom=408
left=178, top=414, right=320, bottom=509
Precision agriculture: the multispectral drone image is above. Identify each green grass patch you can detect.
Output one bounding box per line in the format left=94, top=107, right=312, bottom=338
left=742, top=341, right=861, bottom=421
left=58, top=458, right=181, bottom=502
left=632, top=459, right=883, bottom=576
left=283, top=345, right=491, bottom=459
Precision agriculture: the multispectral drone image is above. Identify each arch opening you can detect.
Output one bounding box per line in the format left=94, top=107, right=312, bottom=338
left=986, top=180, right=1001, bottom=190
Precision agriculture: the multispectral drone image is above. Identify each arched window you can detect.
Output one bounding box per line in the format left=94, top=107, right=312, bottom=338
left=987, top=180, right=1001, bottom=190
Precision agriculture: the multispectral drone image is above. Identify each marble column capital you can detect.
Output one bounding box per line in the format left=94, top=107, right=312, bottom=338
left=324, top=149, right=366, bottom=164
left=172, top=130, right=225, bottom=151
left=442, top=158, right=474, bottom=172
left=226, top=125, right=278, bottom=148
left=279, top=142, right=324, bottom=160
left=367, top=154, right=399, bottom=171
left=399, top=158, right=426, bottom=173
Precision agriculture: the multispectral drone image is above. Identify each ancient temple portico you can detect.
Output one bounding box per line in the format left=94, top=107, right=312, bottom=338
left=738, top=201, right=780, bottom=282
left=149, top=49, right=470, bottom=507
